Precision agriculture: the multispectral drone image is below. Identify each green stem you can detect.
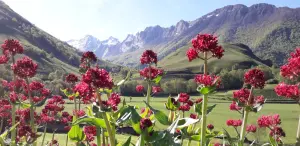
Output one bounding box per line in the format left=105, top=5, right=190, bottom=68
left=187, top=140, right=191, bottom=146
left=66, top=133, right=68, bottom=146
left=41, top=124, right=47, bottom=146
left=139, top=132, right=145, bottom=146
left=26, top=78, right=36, bottom=146
left=51, top=129, right=56, bottom=145
left=296, top=114, right=300, bottom=145
left=96, top=128, right=101, bottom=146
left=146, top=64, right=152, bottom=104
left=200, top=94, right=208, bottom=146
left=102, top=128, right=106, bottom=146
left=11, top=105, right=16, bottom=146
left=106, top=136, right=109, bottom=146
left=0, top=118, right=3, bottom=133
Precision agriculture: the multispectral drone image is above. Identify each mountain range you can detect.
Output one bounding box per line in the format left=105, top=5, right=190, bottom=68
left=68, top=3, right=300, bottom=68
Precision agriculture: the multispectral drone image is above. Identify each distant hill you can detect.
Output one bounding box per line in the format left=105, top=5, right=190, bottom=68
left=70, top=3, right=300, bottom=68
left=158, top=43, right=270, bottom=74
left=0, top=1, right=120, bottom=80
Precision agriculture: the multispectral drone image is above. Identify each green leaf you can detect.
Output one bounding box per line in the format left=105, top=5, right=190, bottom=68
left=269, top=135, right=278, bottom=146
left=72, top=116, right=106, bottom=129
left=68, top=117, right=85, bottom=142
left=118, top=136, right=131, bottom=146
left=152, top=75, right=162, bottom=84
left=165, top=96, right=179, bottom=111
left=199, top=86, right=216, bottom=95
left=190, top=134, right=201, bottom=141
left=16, top=101, right=31, bottom=108
left=177, top=118, right=199, bottom=128
left=144, top=101, right=170, bottom=125
left=195, top=103, right=217, bottom=115
left=207, top=104, right=217, bottom=115
left=34, top=97, right=48, bottom=107
left=85, top=106, right=94, bottom=117
left=223, top=128, right=234, bottom=145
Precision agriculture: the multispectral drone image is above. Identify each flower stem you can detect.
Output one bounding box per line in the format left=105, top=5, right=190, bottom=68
left=41, top=124, right=47, bottom=146
left=102, top=128, right=106, bottom=146
left=26, top=78, right=37, bottom=146
left=200, top=94, right=208, bottom=146
left=96, top=128, right=101, bottom=146
left=146, top=64, right=152, bottom=104
left=296, top=114, right=300, bottom=145
left=187, top=140, right=191, bottom=146
left=11, top=105, right=16, bottom=146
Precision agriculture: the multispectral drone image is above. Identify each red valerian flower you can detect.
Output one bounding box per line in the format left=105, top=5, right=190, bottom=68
left=0, top=99, right=11, bottom=118
left=11, top=56, right=38, bottom=78
left=195, top=98, right=203, bottom=103
left=152, top=86, right=163, bottom=93
left=73, top=82, right=94, bottom=103
left=1, top=39, right=24, bottom=56
left=233, top=88, right=250, bottom=104
left=83, top=126, right=97, bottom=142
left=246, top=125, right=257, bottom=133
left=269, top=126, right=286, bottom=141
left=186, top=48, right=199, bottom=62
left=194, top=74, right=220, bottom=87
left=187, top=100, right=194, bottom=106
left=257, top=114, right=281, bottom=128
left=29, top=81, right=44, bottom=91
left=2, top=78, right=26, bottom=91
left=140, top=118, right=152, bottom=130
left=214, top=143, right=229, bottom=146
left=136, top=85, right=144, bottom=92
left=73, top=110, right=86, bottom=117
left=178, top=93, right=190, bottom=103
left=254, top=95, right=265, bottom=104
left=207, top=124, right=214, bottom=130
left=190, top=113, right=197, bottom=119
left=140, top=50, right=158, bottom=64
left=139, top=67, right=164, bottom=80
left=82, top=67, right=114, bottom=89
left=9, top=91, right=18, bottom=103
left=189, top=34, right=224, bottom=59
left=274, top=82, right=300, bottom=100
left=179, top=104, right=190, bottom=111
left=244, top=69, right=265, bottom=89
left=226, top=119, right=242, bottom=127
left=65, top=73, right=79, bottom=83
left=0, top=55, right=9, bottom=64
left=81, top=51, right=97, bottom=63
left=229, top=101, right=242, bottom=111
left=280, top=48, right=300, bottom=79
left=107, top=93, right=121, bottom=111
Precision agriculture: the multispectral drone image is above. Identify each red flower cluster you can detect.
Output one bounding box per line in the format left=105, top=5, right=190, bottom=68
left=275, top=82, right=300, bottom=100
left=66, top=73, right=79, bottom=83
left=207, top=124, right=214, bottom=130
left=140, top=118, right=152, bottom=130
left=82, top=67, right=114, bottom=89
left=11, top=56, right=38, bottom=78
left=83, top=126, right=97, bottom=142
left=195, top=98, right=203, bottom=103
left=233, top=88, right=265, bottom=106
left=0, top=55, right=9, bottom=64
left=152, top=86, right=163, bottom=94
left=73, top=82, right=94, bottom=104
left=61, top=112, right=73, bottom=126
left=81, top=51, right=97, bottom=63
left=257, top=114, right=285, bottom=141
left=244, top=69, right=265, bottom=89
left=194, top=74, right=220, bottom=87
left=139, top=66, right=163, bottom=80
left=186, top=34, right=224, bottom=62
left=136, top=85, right=144, bottom=92
left=107, top=93, right=121, bottom=111
left=280, top=48, right=300, bottom=79
left=140, top=50, right=158, bottom=64
left=246, top=125, right=257, bottom=133
left=229, top=101, right=242, bottom=111
left=73, top=109, right=86, bottom=117
left=0, top=99, right=11, bottom=118
left=190, top=113, right=197, bottom=119
left=2, top=78, right=26, bottom=92
left=17, top=125, right=36, bottom=143
left=179, top=104, right=190, bottom=111
left=1, top=39, right=24, bottom=56
left=28, top=81, right=50, bottom=103
left=178, top=93, right=190, bottom=103
left=226, top=119, right=242, bottom=127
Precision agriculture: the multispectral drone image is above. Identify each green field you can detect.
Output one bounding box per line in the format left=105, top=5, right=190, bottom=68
left=37, top=95, right=299, bottom=145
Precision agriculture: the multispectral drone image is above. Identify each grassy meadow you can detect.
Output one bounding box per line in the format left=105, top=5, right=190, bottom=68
left=37, top=93, right=299, bottom=145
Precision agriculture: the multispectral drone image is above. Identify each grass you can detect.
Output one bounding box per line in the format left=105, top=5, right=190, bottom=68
left=37, top=95, right=299, bottom=145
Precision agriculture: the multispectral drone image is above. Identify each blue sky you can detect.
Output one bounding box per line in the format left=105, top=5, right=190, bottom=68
left=3, top=0, right=300, bottom=41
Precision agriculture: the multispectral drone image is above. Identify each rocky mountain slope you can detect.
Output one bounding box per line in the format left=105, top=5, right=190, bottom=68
left=71, top=3, right=300, bottom=67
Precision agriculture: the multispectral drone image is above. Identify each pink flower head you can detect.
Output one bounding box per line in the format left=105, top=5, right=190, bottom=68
left=280, top=48, right=300, bottom=80
left=229, top=101, right=242, bottom=111
left=179, top=104, right=190, bottom=112
left=140, top=50, right=157, bottom=64
left=194, top=74, right=220, bottom=87
left=246, top=125, right=257, bottom=133
left=275, top=82, right=300, bottom=100
left=140, top=118, right=152, bottom=130
left=139, top=67, right=163, bottom=80
left=1, top=39, right=24, bottom=56
left=152, top=86, right=163, bottom=93
left=65, top=73, right=78, bottom=83
left=190, top=113, right=197, bottom=119
left=81, top=51, right=97, bottom=63
left=233, top=88, right=251, bottom=104
left=82, top=67, right=114, bottom=89
left=190, top=34, right=224, bottom=59
left=84, top=126, right=97, bottom=142
left=178, top=93, right=190, bottom=103
left=136, top=85, right=144, bottom=92
left=0, top=55, right=9, bottom=64
left=107, top=93, right=121, bottom=111
left=11, top=56, right=38, bottom=78
left=207, top=124, right=214, bottom=130
left=257, top=114, right=281, bottom=128
left=186, top=48, right=199, bottom=62
left=73, top=82, right=94, bottom=103
left=195, top=98, right=203, bottom=103
left=226, top=119, right=242, bottom=127
left=244, top=69, right=265, bottom=89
